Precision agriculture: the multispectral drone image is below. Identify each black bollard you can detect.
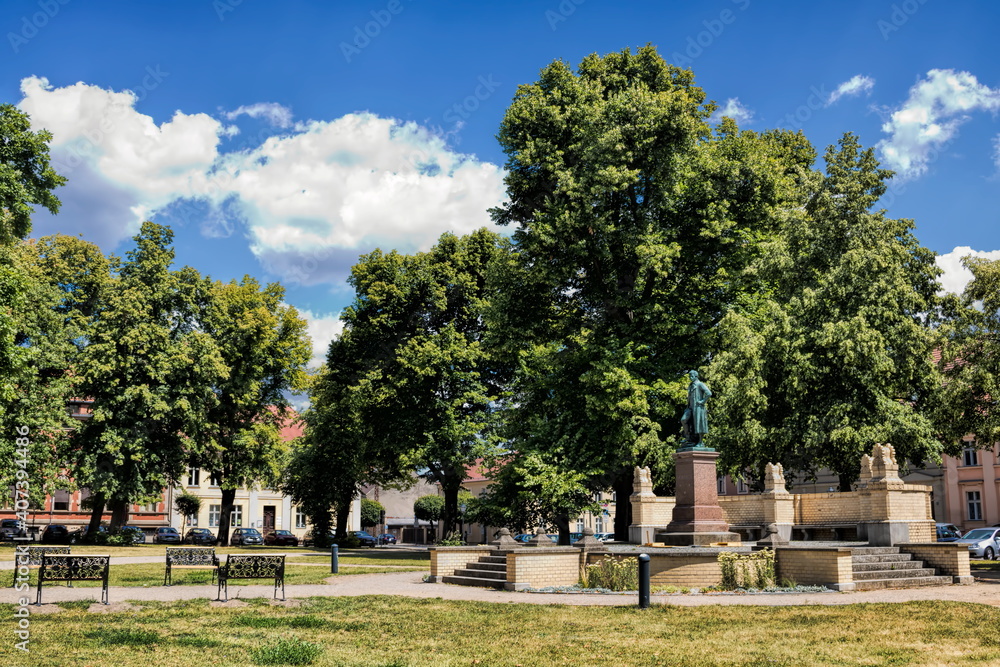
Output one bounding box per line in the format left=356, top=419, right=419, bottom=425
left=638, top=553, right=650, bottom=609
left=331, top=544, right=339, bottom=574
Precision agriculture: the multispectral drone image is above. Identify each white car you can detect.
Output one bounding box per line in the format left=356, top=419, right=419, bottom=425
left=956, top=527, right=1000, bottom=560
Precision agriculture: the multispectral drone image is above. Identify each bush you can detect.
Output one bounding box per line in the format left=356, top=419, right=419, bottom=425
left=436, top=531, right=464, bottom=546
left=581, top=556, right=638, bottom=590
left=333, top=533, right=360, bottom=548
left=718, top=549, right=775, bottom=590
left=413, top=495, right=444, bottom=523
left=250, top=637, right=323, bottom=665
left=360, top=498, right=384, bottom=528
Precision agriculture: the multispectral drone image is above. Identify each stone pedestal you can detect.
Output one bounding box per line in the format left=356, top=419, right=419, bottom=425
left=658, top=447, right=739, bottom=546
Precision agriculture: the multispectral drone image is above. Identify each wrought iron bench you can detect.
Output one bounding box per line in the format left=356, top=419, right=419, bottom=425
left=11, top=546, right=70, bottom=588
left=217, top=554, right=285, bottom=602
left=35, top=554, right=110, bottom=605
left=164, top=547, right=219, bottom=586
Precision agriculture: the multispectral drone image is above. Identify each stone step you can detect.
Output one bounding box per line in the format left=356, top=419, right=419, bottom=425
left=853, top=560, right=925, bottom=573
left=850, top=547, right=901, bottom=555
left=440, top=575, right=505, bottom=589
left=479, top=556, right=507, bottom=565
left=452, top=567, right=506, bottom=581
left=851, top=553, right=913, bottom=564
left=853, top=567, right=937, bottom=581
left=469, top=561, right=507, bottom=573
left=853, top=575, right=953, bottom=591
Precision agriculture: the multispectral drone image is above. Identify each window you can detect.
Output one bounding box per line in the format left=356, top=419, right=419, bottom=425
left=187, top=513, right=198, bottom=526
left=595, top=515, right=604, bottom=533
left=962, top=447, right=979, bottom=467
left=576, top=518, right=585, bottom=533
left=295, top=508, right=307, bottom=529
left=209, top=505, right=221, bottom=528
left=209, top=471, right=222, bottom=487
left=736, top=479, right=749, bottom=495
left=967, top=491, right=983, bottom=522
left=187, top=467, right=200, bottom=487
left=231, top=505, right=243, bottom=527
left=53, top=490, right=70, bottom=511
left=717, top=477, right=727, bottom=495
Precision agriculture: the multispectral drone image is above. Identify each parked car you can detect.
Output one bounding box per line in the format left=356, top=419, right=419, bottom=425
left=40, top=524, right=70, bottom=544
left=230, top=527, right=263, bottom=546
left=595, top=533, right=614, bottom=542
left=377, top=533, right=397, bottom=545
left=183, top=528, right=217, bottom=545
left=956, top=527, right=1000, bottom=560
left=0, top=519, right=26, bottom=541
left=264, top=530, right=299, bottom=547
left=513, top=533, right=532, bottom=543
left=936, top=523, right=962, bottom=542
left=119, top=525, right=147, bottom=544
left=70, top=524, right=107, bottom=544
left=302, top=529, right=335, bottom=547
left=153, top=526, right=181, bottom=544
left=351, top=530, right=377, bottom=547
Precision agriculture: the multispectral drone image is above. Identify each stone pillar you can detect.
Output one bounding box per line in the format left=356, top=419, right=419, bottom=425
left=861, top=443, right=934, bottom=546
left=658, top=448, right=739, bottom=546
left=629, top=466, right=657, bottom=544
left=761, top=462, right=793, bottom=543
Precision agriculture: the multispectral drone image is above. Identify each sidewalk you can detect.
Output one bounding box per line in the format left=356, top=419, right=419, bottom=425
left=4, top=570, right=998, bottom=609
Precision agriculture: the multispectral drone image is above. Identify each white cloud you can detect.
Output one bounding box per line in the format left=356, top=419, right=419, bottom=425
left=935, top=246, right=1000, bottom=295
left=710, top=98, right=753, bottom=125
left=827, top=75, right=874, bottom=105
left=297, top=308, right=344, bottom=369
left=224, top=102, right=293, bottom=128
left=877, top=69, right=1000, bottom=180
left=18, top=77, right=507, bottom=285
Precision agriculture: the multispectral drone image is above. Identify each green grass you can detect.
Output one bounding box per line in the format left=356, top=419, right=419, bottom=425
left=288, top=551, right=429, bottom=568
left=6, top=597, right=1000, bottom=666
left=971, top=559, right=1000, bottom=571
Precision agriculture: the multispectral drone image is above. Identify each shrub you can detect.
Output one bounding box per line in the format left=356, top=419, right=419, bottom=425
left=333, top=533, right=360, bottom=548
left=581, top=555, right=638, bottom=590
left=436, top=531, right=464, bottom=546
left=250, top=637, right=323, bottom=665
left=718, top=549, right=775, bottom=589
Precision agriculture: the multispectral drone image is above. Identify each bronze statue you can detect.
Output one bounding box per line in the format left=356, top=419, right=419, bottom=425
left=681, top=370, right=711, bottom=445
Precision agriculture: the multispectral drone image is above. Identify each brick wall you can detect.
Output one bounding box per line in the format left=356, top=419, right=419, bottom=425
left=507, top=549, right=581, bottom=588
left=719, top=496, right=764, bottom=525
left=795, top=492, right=864, bottom=524
left=586, top=551, right=723, bottom=588
left=898, top=543, right=971, bottom=580
left=775, top=548, right=854, bottom=587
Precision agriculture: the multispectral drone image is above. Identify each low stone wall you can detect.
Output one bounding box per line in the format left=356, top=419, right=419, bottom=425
left=629, top=496, right=675, bottom=544
left=505, top=548, right=582, bottom=591
left=898, top=543, right=973, bottom=584
left=585, top=550, right=724, bottom=588
left=428, top=546, right=494, bottom=580
left=719, top=496, right=764, bottom=526
left=774, top=547, right=855, bottom=591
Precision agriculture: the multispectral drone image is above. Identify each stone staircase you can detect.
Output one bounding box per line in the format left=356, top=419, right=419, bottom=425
left=851, top=547, right=952, bottom=590
left=440, top=553, right=508, bottom=589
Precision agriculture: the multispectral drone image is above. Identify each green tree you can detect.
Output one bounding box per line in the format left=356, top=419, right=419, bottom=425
left=707, top=133, right=944, bottom=489
left=192, top=276, right=311, bottom=546
left=74, top=222, right=227, bottom=531
left=487, top=46, right=800, bottom=539
left=174, top=490, right=202, bottom=528
left=360, top=498, right=384, bottom=528
left=345, top=229, right=506, bottom=535
left=413, top=495, right=444, bottom=523
left=935, top=256, right=1000, bottom=450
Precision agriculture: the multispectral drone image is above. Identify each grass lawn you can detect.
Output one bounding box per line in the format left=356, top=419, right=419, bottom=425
left=8, top=597, right=1000, bottom=666
left=19, top=563, right=424, bottom=588
left=971, top=559, right=1000, bottom=571
left=289, top=551, right=430, bottom=568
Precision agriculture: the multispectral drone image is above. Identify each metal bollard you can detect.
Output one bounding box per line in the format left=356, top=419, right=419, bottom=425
left=638, top=553, right=650, bottom=609
left=331, top=544, right=339, bottom=574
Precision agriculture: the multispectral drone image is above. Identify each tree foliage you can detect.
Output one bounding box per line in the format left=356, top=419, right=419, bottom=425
left=707, top=133, right=943, bottom=488
left=486, top=46, right=802, bottom=535
left=413, top=495, right=444, bottom=523
left=360, top=498, right=384, bottom=528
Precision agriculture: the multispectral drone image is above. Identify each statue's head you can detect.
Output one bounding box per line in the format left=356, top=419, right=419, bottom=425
left=688, top=370, right=699, bottom=380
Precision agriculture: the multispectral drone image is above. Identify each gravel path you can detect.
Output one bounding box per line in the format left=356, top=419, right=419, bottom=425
left=4, top=570, right=998, bottom=609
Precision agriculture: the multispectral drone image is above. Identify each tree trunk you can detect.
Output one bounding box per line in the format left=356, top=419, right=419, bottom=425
left=334, top=501, right=350, bottom=539
left=440, top=476, right=462, bottom=538
left=108, top=498, right=129, bottom=531
left=613, top=471, right=633, bottom=542
left=218, top=487, right=236, bottom=546
left=838, top=473, right=854, bottom=493
left=86, top=494, right=106, bottom=538
left=555, top=513, right=571, bottom=546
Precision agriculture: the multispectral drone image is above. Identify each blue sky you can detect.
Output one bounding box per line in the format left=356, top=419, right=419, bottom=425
left=4, top=0, right=1000, bottom=365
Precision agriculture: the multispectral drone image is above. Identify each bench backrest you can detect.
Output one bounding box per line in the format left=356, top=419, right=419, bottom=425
left=166, top=547, right=217, bottom=565
left=39, top=555, right=109, bottom=582
left=22, top=546, right=70, bottom=567
left=222, top=554, right=284, bottom=579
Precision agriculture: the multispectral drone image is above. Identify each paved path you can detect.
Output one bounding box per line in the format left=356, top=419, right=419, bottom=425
left=4, top=570, right=999, bottom=609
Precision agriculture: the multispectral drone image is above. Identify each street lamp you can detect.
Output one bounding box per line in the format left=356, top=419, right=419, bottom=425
left=459, top=503, right=466, bottom=544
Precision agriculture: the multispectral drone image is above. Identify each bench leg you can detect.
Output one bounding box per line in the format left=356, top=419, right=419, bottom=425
left=101, top=578, right=109, bottom=605
left=164, top=565, right=170, bottom=587
left=274, top=577, right=285, bottom=602
left=34, top=583, right=42, bottom=606
left=217, top=578, right=227, bottom=603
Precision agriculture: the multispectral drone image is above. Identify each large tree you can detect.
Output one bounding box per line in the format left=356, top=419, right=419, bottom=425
left=707, top=133, right=944, bottom=489
left=486, top=46, right=801, bottom=539
left=73, top=223, right=227, bottom=532
left=193, top=276, right=310, bottom=546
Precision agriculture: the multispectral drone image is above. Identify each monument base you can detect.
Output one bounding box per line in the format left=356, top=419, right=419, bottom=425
left=655, top=530, right=741, bottom=546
